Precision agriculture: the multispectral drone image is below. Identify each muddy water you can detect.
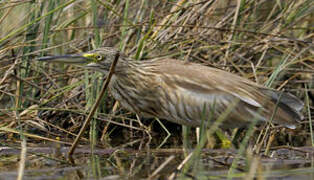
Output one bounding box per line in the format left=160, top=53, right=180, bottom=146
left=0, top=145, right=313, bottom=179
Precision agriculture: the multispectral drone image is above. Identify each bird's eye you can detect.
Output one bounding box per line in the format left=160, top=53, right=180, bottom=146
left=96, top=55, right=102, bottom=61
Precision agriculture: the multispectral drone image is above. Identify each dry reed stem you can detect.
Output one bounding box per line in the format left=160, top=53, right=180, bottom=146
left=68, top=52, right=120, bottom=156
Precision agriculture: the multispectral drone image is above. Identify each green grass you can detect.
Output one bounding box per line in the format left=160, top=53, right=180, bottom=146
left=0, top=0, right=313, bottom=179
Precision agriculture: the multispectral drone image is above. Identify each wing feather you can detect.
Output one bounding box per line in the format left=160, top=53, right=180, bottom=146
left=150, top=59, right=300, bottom=128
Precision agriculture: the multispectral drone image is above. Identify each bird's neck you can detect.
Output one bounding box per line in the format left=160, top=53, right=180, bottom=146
left=114, top=58, right=157, bottom=77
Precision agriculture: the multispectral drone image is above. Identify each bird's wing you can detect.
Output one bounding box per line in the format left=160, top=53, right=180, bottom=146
left=151, top=59, right=268, bottom=127
left=156, top=59, right=265, bottom=106
left=152, top=59, right=301, bottom=128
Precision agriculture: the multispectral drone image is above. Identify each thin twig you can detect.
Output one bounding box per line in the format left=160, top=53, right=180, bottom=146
left=68, top=52, right=120, bottom=157
left=17, top=139, right=27, bottom=180
left=148, top=155, right=175, bottom=179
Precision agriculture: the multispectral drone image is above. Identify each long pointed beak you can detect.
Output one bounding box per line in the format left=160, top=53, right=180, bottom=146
left=37, top=55, right=88, bottom=64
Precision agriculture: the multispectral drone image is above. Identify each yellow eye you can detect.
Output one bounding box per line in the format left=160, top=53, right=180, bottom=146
left=96, top=55, right=102, bottom=61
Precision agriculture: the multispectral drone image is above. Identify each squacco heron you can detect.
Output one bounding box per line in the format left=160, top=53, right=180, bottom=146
left=38, top=47, right=304, bottom=129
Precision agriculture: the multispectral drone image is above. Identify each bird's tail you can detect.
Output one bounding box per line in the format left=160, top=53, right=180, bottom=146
left=261, top=88, right=304, bottom=128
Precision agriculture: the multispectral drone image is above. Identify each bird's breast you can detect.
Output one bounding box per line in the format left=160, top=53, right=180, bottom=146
left=108, top=75, right=164, bottom=117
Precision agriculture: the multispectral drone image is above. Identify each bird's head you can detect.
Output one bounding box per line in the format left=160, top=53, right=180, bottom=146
left=38, top=47, right=121, bottom=73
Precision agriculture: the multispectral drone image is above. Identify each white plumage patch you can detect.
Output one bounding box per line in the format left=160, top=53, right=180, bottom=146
left=231, top=93, right=262, bottom=108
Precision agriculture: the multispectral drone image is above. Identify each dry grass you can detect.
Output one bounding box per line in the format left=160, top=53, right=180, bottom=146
left=0, top=0, right=313, bottom=178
